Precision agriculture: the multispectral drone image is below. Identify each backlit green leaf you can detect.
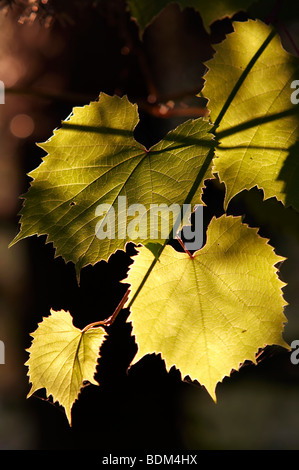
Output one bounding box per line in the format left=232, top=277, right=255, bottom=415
left=26, top=309, right=106, bottom=425
left=203, top=19, right=299, bottom=210
left=124, top=215, right=288, bottom=400
left=11, top=93, right=214, bottom=274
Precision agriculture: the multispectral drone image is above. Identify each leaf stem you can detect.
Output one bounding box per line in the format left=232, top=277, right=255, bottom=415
left=177, top=238, right=194, bottom=259
left=127, top=244, right=165, bottom=309
left=82, top=288, right=131, bottom=332
left=127, top=145, right=215, bottom=309
left=276, top=19, right=299, bottom=56
left=5, top=86, right=209, bottom=119
left=5, top=86, right=94, bottom=104
left=212, top=28, right=276, bottom=131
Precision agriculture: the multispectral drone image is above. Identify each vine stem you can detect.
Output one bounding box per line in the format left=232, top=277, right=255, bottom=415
left=177, top=238, right=194, bottom=259
left=5, top=86, right=94, bottom=104
left=128, top=27, right=277, bottom=310
left=212, top=28, right=276, bottom=130
left=276, top=19, right=299, bottom=56
left=81, top=288, right=131, bottom=332
left=5, top=86, right=209, bottom=119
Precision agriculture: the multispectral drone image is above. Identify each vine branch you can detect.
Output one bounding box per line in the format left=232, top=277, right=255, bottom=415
left=81, top=288, right=131, bottom=332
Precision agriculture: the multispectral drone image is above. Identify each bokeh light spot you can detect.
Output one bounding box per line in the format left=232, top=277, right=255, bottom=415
left=9, top=114, right=35, bottom=138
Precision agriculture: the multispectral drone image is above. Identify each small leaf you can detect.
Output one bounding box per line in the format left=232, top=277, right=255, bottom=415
left=124, top=215, right=288, bottom=400
left=26, top=309, right=106, bottom=425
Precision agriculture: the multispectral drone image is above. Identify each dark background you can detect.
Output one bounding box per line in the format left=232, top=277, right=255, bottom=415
left=0, top=0, right=299, bottom=450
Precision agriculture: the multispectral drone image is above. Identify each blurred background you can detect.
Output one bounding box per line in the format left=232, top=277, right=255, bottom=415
left=0, top=0, right=299, bottom=450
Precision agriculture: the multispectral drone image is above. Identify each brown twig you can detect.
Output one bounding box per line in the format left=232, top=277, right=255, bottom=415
left=177, top=237, right=194, bottom=259
left=264, top=0, right=284, bottom=24
left=81, top=288, right=131, bottom=332
left=139, top=101, right=209, bottom=118
left=276, top=19, right=299, bottom=56
left=5, top=86, right=209, bottom=118
left=5, top=85, right=94, bottom=104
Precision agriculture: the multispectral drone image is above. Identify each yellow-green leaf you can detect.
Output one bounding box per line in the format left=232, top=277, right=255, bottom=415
left=26, top=309, right=106, bottom=425
left=11, top=93, right=214, bottom=274
left=203, top=19, right=299, bottom=210
left=124, top=215, right=288, bottom=400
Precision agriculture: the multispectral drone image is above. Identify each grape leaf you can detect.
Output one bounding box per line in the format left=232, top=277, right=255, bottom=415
left=127, top=0, right=254, bottom=36
left=11, top=93, right=214, bottom=274
left=124, top=215, right=288, bottom=400
left=203, top=19, right=299, bottom=210
left=26, top=309, right=106, bottom=425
